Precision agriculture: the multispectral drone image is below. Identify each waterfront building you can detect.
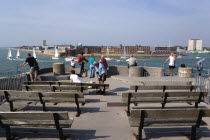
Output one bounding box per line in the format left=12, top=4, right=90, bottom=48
left=154, top=47, right=177, bottom=54
left=42, top=40, right=47, bottom=47
left=188, top=39, right=202, bottom=51
left=101, top=45, right=150, bottom=55
left=75, top=46, right=102, bottom=54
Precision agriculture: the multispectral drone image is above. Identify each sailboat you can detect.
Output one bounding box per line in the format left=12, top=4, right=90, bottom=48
left=52, top=47, right=59, bottom=59
left=105, top=46, right=113, bottom=61
left=177, top=52, right=182, bottom=59
left=32, top=48, right=37, bottom=59
left=7, top=48, right=13, bottom=60
left=120, top=46, right=128, bottom=59
left=16, top=49, right=20, bottom=59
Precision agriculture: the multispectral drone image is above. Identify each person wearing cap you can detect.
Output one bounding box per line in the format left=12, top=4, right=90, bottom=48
left=128, top=55, right=137, bottom=68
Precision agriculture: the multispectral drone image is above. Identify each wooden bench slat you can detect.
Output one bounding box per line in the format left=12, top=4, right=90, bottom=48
left=10, top=97, right=85, bottom=103
left=129, top=120, right=207, bottom=127
left=122, top=92, right=208, bottom=97
left=130, top=85, right=197, bottom=91
left=23, top=85, right=88, bottom=91
left=5, top=92, right=84, bottom=98
left=130, top=109, right=210, bottom=119
left=24, top=81, right=109, bottom=87
left=2, top=120, right=73, bottom=128
left=0, top=112, right=71, bottom=120
left=122, top=98, right=200, bottom=103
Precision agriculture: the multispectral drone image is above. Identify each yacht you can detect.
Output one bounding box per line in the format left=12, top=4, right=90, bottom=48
left=16, top=49, right=20, bottom=59
left=7, top=48, right=13, bottom=60
left=105, top=46, right=113, bottom=60
left=120, top=46, right=128, bottom=59
left=33, top=48, right=37, bottom=59
left=52, top=47, right=59, bottom=60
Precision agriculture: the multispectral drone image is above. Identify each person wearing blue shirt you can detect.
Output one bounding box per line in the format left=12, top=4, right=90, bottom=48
left=20, top=53, right=39, bottom=81
left=89, top=54, right=95, bottom=78
left=98, top=60, right=107, bottom=84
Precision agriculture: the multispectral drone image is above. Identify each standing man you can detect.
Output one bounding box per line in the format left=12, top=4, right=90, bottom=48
left=164, top=52, right=176, bottom=76
left=78, top=52, right=89, bottom=77
left=128, top=55, right=137, bottom=68
left=20, top=53, right=39, bottom=81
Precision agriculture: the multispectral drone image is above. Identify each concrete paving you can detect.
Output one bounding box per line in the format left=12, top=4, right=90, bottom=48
left=1, top=76, right=210, bottom=140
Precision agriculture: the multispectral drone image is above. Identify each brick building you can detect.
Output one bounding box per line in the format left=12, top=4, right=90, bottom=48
left=101, top=45, right=150, bottom=55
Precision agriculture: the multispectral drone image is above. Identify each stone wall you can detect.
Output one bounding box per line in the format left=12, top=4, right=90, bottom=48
left=39, top=66, right=164, bottom=77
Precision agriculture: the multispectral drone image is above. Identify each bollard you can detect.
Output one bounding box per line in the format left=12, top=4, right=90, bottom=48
left=53, top=63, right=65, bottom=75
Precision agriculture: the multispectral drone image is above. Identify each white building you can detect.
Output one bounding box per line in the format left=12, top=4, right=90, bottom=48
left=42, top=40, right=47, bottom=47
left=188, top=39, right=202, bottom=51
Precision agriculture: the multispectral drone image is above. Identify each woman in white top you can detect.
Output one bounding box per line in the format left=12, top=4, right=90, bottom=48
left=70, top=70, right=82, bottom=83
left=164, top=52, right=176, bottom=76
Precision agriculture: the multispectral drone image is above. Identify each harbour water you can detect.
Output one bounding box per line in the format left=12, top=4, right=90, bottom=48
left=0, top=48, right=209, bottom=77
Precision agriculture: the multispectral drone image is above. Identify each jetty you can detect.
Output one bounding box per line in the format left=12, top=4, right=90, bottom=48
left=0, top=64, right=210, bottom=140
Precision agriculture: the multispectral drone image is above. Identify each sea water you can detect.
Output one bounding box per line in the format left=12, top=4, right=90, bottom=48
left=0, top=48, right=209, bottom=77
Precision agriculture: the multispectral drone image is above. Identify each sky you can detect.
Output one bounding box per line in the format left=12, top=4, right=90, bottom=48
left=0, top=0, right=210, bottom=47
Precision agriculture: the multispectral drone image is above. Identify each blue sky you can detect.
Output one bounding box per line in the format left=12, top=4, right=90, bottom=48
left=0, top=0, right=210, bottom=47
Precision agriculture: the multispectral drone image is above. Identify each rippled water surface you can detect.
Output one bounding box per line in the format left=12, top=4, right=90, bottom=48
left=0, top=48, right=210, bottom=77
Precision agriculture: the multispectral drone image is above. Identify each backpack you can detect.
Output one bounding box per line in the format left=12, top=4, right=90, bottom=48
left=78, top=55, right=82, bottom=63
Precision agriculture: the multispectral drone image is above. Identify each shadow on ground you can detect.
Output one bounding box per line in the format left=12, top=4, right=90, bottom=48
left=0, top=128, right=110, bottom=140
left=137, top=127, right=210, bottom=140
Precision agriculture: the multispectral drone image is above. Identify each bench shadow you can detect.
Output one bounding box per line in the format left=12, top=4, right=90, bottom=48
left=22, top=106, right=103, bottom=113
left=143, top=127, right=210, bottom=140
left=109, top=87, right=129, bottom=92
left=85, top=99, right=106, bottom=103
left=0, top=128, right=110, bottom=140
left=88, top=90, right=118, bottom=96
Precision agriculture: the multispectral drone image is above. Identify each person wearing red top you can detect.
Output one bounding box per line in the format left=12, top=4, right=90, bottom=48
left=100, top=55, right=108, bottom=69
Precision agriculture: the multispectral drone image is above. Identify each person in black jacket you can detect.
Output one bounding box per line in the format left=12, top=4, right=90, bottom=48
left=20, top=53, right=39, bottom=81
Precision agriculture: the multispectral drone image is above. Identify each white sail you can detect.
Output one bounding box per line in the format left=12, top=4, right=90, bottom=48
left=7, top=48, right=12, bottom=60
left=33, top=48, right=37, bottom=59
left=16, top=49, right=20, bottom=58
left=55, top=47, right=59, bottom=57
left=52, top=47, right=59, bottom=59
left=105, top=46, right=113, bottom=60
left=121, top=46, right=128, bottom=59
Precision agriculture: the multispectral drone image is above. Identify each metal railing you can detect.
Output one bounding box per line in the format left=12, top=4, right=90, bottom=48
left=0, top=73, right=28, bottom=104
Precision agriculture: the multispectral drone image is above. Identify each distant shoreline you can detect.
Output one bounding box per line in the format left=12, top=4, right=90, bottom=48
left=11, top=48, right=171, bottom=58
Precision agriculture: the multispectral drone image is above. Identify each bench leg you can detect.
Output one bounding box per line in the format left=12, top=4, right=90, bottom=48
left=9, top=101, right=14, bottom=112
left=191, top=125, right=197, bottom=140
left=195, top=102, right=198, bottom=108
left=161, top=103, right=166, bottom=109
left=127, top=93, right=131, bottom=116
left=5, top=126, right=11, bottom=140
left=103, top=86, right=106, bottom=96
left=58, top=128, right=65, bottom=140
left=75, top=94, right=81, bottom=117
left=42, top=102, right=47, bottom=111
left=138, top=126, right=143, bottom=140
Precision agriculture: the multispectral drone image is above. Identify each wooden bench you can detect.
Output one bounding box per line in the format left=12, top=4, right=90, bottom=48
left=130, top=85, right=197, bottom=92
left=0, top=91, right=85, bottom=117
left=24, top=81, right=109, bottom=95
left=130, top=109, right=210, bottom=140
left=23, top=85, right=88, bottom=93
left=0, top=112, right=73, bottom=140
left=122, top=92, right=208, bottom=116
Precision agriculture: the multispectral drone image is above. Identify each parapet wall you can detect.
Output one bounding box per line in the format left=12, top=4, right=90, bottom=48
left=107, top=66, right=164, bottom=77
left=39, top=66, right=164, bottom=77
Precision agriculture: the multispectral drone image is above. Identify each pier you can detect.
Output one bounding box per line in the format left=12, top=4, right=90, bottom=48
left=0, top=65, right=210, bottom=140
